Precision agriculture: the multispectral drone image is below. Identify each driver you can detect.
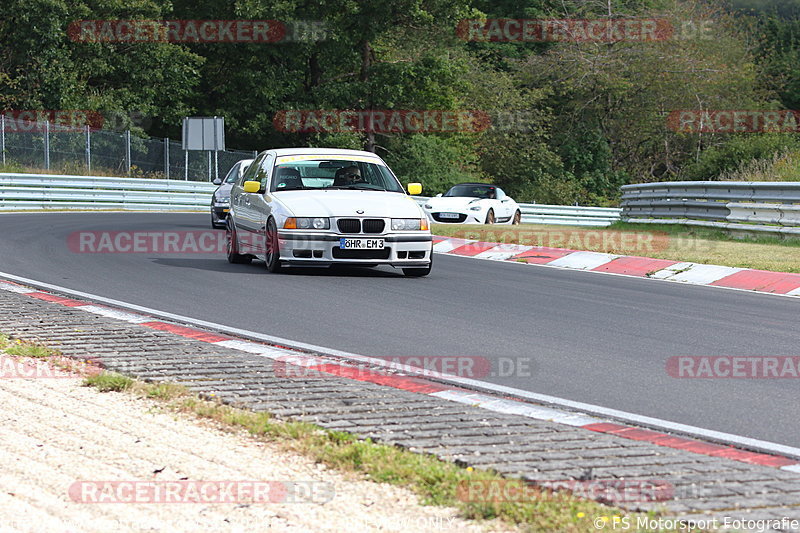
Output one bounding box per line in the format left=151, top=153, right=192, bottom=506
left=334, top=165, right=366, bottom=185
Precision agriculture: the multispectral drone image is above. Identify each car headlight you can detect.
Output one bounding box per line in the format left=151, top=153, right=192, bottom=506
left=469, top=206, right=482, bottom=211
left=215, top=196, right=230, bottom=204
left=284, top=217, right=330, bottom=230
left=391, top=218, right=428, bottom=231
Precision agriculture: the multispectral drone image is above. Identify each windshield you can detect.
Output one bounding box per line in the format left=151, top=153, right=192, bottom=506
left=224, top=169, right=240, bottom=184
left=270, top=158, right=404, bottom=193
left=224, top=161, right=251, bottom=184
left=444, top=184, right=496, bottom=199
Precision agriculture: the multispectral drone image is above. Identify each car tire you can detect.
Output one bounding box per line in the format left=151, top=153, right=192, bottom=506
left=512, top=210, right=521, bottom=225
left=402, top=251, right=432, bottom=277
left=226, top=223, right=252, bottom=264
left=264, top=218, right=283, bottom=273
left=485, top=209, right=495, bottom=225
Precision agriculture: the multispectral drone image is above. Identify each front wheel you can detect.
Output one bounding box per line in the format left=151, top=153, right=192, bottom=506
left=264, top=218, right=283, bottom=273
left=512, top=210, right=521, bottom=225
left=485, top=209, right=495, bottom=225
left=226, top=223, right=252, bottom=264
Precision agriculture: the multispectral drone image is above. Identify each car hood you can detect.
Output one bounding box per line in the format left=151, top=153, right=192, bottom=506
left=427, top=197, right=484, bottom=211
left=273, top=190, right=425, bottom=218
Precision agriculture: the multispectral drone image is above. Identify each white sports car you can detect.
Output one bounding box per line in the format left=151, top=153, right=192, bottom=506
left=226, top=148, right=433, bottom=276
left=422, top=183, right=521, bottom=224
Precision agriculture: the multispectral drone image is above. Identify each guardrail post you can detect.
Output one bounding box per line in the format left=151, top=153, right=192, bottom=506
left=184, top=149, right=188, bottom=181
left=214, top=150, right=218, bottom=182
left=44, top=120, right=50, bottom=170
left=124, top=130, right=131, bottom=174
left=0, top=114, right=5, bottom=166
left=85, top=125, right=91, bottom=172
left=164, top=137, right=169, bottom=179
left=207, top=151, right=211, bottom=182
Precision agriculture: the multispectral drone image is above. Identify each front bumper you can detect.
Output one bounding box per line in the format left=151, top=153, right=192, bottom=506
left=277, top=231, right=432, bottom=267
left=211, top=205, right=230, bottom=219
left=425, top=211, right=484, bottom=224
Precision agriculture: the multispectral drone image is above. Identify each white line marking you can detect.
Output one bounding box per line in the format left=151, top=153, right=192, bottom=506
left=539, top=251, right=619, bottom=270
left=475, top=244, right=533, bottom=260
left=0, top=281, right=36, bottom=294
left=2, top=269, right=800, bottom=460
left=432, top=390, right=602, bottom=427
left=652, top=262, right=743, bottom=284
left=79, top=305, right=151, bottom=324
left=213, top=339, right=294, bottom=357
left=433, top=238, right=473, bottom=253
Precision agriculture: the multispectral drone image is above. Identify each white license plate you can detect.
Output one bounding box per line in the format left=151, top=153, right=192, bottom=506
left=438, top=212, right=460, bottom=219
left=339, top=238, right=385, bottom=250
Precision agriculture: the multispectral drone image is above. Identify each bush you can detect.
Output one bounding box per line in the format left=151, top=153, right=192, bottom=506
left=682, top=133, right=800, bottom=180
left=382, top=134, right=480, bottom=195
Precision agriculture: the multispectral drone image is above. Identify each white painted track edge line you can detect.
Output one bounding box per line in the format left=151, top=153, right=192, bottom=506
left=2, top=269, right=800, bottom=461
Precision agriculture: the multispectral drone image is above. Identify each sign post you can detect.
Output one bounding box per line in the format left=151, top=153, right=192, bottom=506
left=182, top=116, right=225, bottom=181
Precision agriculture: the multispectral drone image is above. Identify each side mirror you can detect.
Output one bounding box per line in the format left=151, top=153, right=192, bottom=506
left=407, top=183, right=422, bottom=195
left=435, top=193, right=442, bottom=197
left=243, top=181, right=262, bottom=193
left=212, top=178, right=222, bottom=185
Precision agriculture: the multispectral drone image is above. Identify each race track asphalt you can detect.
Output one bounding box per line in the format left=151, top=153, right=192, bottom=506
left=0, top=212, right=797, bottom=446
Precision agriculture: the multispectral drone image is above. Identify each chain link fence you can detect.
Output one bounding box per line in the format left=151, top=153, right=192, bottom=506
left=0, top=115, right=257, bottom=182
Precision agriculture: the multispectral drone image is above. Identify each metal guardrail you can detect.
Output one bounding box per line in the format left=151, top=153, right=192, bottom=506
left=0, top=173, right=215, bottom=211
left=413, top=197, right=620, bottom=227
left=0, top=173, right=621, bottom=225
left=621, top=181, right=800, bottom=236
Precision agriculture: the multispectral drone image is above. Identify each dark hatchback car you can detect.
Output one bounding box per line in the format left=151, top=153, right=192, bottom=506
left=211, top=158, right=254, bottom=228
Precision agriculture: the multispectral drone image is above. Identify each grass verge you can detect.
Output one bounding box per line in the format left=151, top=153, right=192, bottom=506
left=2, top=335, right=699, bottom=532
left=433, top=222, right=800, bottom=273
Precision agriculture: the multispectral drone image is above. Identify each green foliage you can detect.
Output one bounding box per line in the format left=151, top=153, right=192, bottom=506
left=682, top=133, right=800, bottom=180
left=2, top=0, right=798, bottom=202
left=383, top=134, right=479, bottom=194
left=83, top=372, right=134, bottom=392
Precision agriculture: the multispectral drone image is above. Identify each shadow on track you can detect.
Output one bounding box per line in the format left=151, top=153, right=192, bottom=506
left=151, top=258, right=405, bottom=278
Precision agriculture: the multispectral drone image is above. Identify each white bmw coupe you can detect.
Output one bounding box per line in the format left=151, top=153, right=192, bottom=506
left=226, top=148, right=433, bottom=276
left=422, top=183, right=521, bottom=225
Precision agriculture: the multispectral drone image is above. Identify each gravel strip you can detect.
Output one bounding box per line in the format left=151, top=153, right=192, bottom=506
left=0, top=361, right=506, bottom=533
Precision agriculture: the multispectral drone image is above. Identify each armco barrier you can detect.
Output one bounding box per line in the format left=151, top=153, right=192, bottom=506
left=0, top=173, right=216, bottom=211
left=0, top=173, right=621, bottom=225
left=621, top=181, right=800, bottom=236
